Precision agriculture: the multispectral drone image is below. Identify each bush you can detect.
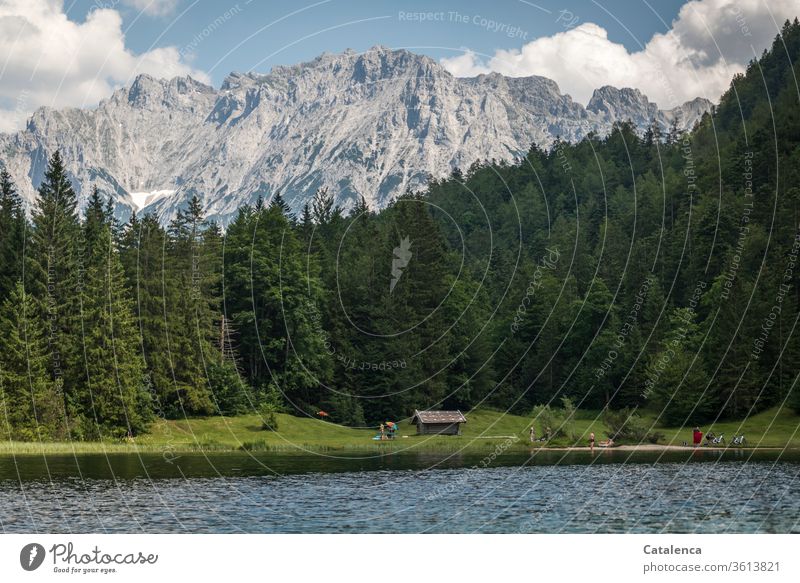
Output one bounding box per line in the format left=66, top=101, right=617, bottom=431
left=530, top=405, right=559, bottom=438
left=259, top=402, right=279, bottom=431
left=559, top=396, right=576, bottom=437
left=258, top=384, right=283, bottom=431
left=602, top=407, right=663, bottom=443
left=530, top=397, right=576, bottom=439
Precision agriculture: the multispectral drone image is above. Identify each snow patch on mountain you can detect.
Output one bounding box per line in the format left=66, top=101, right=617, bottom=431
left=129, top=189, right=175, bottom=211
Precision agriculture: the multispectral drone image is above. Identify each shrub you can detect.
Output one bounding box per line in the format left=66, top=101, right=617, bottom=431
left=602, top=407, right=663, bottom=443
left=559, top=396, right=576, bottom=438
left=530, top=397, right=576, bottom=439
left=255, top=384, right=285, bottom=431
left=259, top=402, right=279, bottom=431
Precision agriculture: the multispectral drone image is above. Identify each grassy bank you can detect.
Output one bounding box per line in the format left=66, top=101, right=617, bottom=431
left=2, top=406, right=799, bottom=455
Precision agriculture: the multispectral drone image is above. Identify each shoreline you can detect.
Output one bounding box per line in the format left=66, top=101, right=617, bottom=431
left=0, top=441, right=792, bottom=456
left=2, top=406, right=797, bottom=456
left=538, top=444, right=787, bottom=452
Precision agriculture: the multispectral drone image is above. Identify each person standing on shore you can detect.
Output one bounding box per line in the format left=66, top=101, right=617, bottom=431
left=589, top=431, right=595, bottom=452
left=693, top=427, right=703, bottom=447
left=530, top=425, right=536, bottom=443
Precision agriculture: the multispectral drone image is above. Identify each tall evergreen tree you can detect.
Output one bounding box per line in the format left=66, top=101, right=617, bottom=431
left=0, top=282, right=65, bottom=440
left=0, top=169, right=26, bottom=300
left=270, top=190, right=295, bottom=223
left=225, top=202, right=331, bottom=412
left=119, top=213, right=177, bottom=416
left=77, top=191, right=150, bottom=437
left=162, top=195, right=217, bottom=415
left=26, top=151, right=84, bottom=434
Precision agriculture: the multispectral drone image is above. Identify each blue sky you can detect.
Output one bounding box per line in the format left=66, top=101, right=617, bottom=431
left=0, top=0, right=795, bottom=131
left=63, top=0, right=688, bottom=85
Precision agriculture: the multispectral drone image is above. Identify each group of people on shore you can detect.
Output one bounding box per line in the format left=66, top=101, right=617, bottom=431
left=377, top=422, right=397, bottom=440
left=529, top=426, right=614, bottom=450
left=525, top=423, right=730, bottom=450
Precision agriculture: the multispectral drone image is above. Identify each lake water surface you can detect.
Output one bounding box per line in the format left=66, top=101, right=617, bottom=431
left=1, top=449, right=798, bottom=533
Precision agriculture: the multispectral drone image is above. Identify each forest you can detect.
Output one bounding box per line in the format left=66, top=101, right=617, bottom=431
left=1, top=20, right=799, bottom=440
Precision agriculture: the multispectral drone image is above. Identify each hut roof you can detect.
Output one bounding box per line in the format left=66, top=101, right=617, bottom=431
left=411, top=410, right=467, bottom=424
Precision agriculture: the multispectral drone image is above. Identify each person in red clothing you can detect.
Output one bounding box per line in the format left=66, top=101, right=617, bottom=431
left=692, top=427, right=703, bottom=447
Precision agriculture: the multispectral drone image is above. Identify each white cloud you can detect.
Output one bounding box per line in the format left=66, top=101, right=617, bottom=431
left=123, top=0, right=181, bottom=18
left=439, top=49, right=491, bottom=77
left=0, top=0, right=208, bottom=132
left=442, top=0, right=799, bottom=107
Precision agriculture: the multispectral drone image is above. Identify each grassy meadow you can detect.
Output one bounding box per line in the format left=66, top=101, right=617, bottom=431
left=1, top=406, right=799, bottom=455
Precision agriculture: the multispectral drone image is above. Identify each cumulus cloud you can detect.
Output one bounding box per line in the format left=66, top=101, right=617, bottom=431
left=442, top=0, right=798, bottom=107
left=0, top=0, right=208, bottom=132
left=123, top=0, right=181, bottom=18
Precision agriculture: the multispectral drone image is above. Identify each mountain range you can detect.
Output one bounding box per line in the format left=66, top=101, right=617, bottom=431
left=0, top=46, right=713, bottom=224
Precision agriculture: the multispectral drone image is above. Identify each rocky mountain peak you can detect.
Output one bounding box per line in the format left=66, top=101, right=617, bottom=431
left=587, top=85, right=653, bottom=116
left=0, top=46, right=713, bottom=226
left=118, top=73, right=214, bottom=110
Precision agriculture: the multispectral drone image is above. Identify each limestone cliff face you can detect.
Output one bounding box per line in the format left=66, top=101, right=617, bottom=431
left=0, top=46, right=711, bottom=224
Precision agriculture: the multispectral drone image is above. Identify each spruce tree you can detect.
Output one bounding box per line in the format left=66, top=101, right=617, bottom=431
left=299, top=202, right=313, bottom=244
left=78, top=192, right=150, bottom=437
left=163, top=195, right=216, bottom=415
left=311, top=187, right=335, bottom=224
left=27, top=151, right=84, bottom=434
left=224, top=202, right=331, bottom=411
left=0, top=169, right=26, bottom=300
left=0, top=281, right=65, bottom=440
left=270, top=190, right=295, bottom=223
left=119, top=213, right=177, bottom=416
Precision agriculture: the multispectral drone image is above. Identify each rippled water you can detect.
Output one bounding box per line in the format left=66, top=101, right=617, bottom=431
left=1, top=450, right=798, bottom=533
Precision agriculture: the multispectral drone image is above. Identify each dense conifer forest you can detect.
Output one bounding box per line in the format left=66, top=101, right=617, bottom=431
left=1, top=20, right=800, bottom=439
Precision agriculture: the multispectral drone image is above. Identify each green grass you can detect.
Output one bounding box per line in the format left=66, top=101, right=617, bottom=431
left=656, top=407, right=800, bottom=448
left=1, top=406, right=799, bottom=455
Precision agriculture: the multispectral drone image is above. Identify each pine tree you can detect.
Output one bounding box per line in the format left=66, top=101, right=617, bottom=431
left=224, top=202, right=331, bottom=412
left=644, top=308, right=713, bottom=425
left=77, top=192, right=150, bottom=437
left=378, top=194, right=453, bottom=415
left=27, top=151, right=84, bottom=434
left=118, top=209, right=139, bottom=282
left=270, top=190, right=295, bottom=223
left=0, top=169, right=26, bottom=300
left=83, top=186, right=106, bottom=250
left=119, top=213, right=177, bottom=417
left=300, top=202, right=313, bottom=242
left=163, top=195, right=217, bottom=415
left=0, top=282, right=65, bottom=440
left=311, top=187, right=335, bottom=224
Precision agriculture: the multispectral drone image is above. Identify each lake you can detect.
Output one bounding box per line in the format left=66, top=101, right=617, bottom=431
left=1, top=449, right=798, bottom=533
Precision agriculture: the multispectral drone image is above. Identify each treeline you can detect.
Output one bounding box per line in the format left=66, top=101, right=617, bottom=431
left=0, top=156, right=484, bottom=437
left=1, top=20, right=800, bottom=440
left=425, top=19, right=800, bottom=424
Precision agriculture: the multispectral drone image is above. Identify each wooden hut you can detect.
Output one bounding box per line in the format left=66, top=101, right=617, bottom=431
left=410, top=410, right=467, bottom=435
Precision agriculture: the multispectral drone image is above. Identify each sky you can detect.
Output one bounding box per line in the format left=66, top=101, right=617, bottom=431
left=0, top=0, right=797, bottom=132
